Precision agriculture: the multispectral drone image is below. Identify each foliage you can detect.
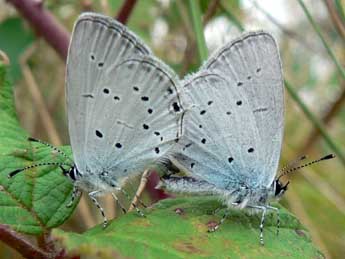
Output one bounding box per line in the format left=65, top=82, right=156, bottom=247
left=0, top=64, right=77, bottom=235
left=54, top=197, right=323, bottom=259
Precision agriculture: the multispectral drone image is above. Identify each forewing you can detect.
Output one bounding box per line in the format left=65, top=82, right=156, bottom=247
left=84, top=55, right=183, bottom=177
left=66, top=13, right=151, bottom=172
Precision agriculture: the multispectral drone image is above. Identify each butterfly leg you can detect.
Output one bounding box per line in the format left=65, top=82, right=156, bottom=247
left=248, top=205, right=267, bottom=245
left=66, top=185, right=81, bottom=207
left=266, top=205, right=280, bottom=236
left=119, top=188, right=145, bottom=217
left=88, top=190, right=107, bottom=228
left=111, top=193, right=127, bottom=214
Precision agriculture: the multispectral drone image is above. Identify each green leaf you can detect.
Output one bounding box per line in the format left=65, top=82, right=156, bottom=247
left=0, top=18, right=35, bottom=81
left=0, top=64, right=77, bottom=235
left=54, top=197, right=323, bottom=259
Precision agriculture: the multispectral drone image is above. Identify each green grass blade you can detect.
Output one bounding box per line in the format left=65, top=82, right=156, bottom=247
left=285, top=80, right=345, bottom=165
left=297, top=0, right=345, bottom=80
left=335, top=0, right=345, bottom=24
left=187, top=0, right=208, bottom=62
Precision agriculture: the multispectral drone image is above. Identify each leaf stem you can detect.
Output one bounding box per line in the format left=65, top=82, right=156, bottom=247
left=0, top=224, right=51, bottom=259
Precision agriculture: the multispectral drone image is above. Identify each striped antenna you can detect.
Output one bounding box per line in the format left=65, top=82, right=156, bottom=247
left=278, top=155, right=307, bottom=174
left=28, top=137, right=72, bottom=162
left=277, top=154, right=335, bottom=180
left=8, top=162, right=71, bottom=178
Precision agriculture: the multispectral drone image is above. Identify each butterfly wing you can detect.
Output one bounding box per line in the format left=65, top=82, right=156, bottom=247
left=171, top=31, right=283, bottom=188
left=66, top=13, right=183, bottom=179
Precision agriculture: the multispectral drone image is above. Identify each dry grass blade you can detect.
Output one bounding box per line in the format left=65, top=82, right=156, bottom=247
left=0, top=50, right=10, bottom=65
left=129, top=169, right=149, bottom=211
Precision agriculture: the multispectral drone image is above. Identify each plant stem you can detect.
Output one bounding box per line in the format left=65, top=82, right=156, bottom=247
left=0, top=224, right=51, bottom=259
left=188, top=0, right=208, bottom=62
left=116, top=0, right=138, bottom=24
left=7, top=0, right=70, bottom=61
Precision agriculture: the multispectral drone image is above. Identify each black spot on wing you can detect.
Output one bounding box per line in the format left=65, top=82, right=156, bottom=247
left=248, top=148, right=254, bottom=153
left=82, top=94, right=94, bottom=98
left=172, top=102, right=180, bottom=112
left=95, top=130, right=103, bottom=138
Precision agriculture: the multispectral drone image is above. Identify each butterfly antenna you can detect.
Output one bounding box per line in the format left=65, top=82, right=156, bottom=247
left=28, top=137, right=72, bottom=162
left=278, top=155, right=307, bottom=174
left=8, top=162, right=71, bottom=178
left=277, top=154, right=335, bottom=180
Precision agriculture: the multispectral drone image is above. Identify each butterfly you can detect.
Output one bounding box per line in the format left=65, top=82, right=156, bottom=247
left=158, top=31, right=335, bottom=245
left=9, top=12, right=185, bottom=227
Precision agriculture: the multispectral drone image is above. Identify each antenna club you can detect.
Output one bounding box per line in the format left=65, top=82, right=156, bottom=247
left=28, top=137, right=39, bottom=142
left=322, top=154, right=335, bottom=160
left=8, top=169, right=22, bottom=178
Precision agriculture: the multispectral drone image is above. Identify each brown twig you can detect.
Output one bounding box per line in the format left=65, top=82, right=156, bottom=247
left=116, top=0, right=138, bottom=24
left=324, top=0, right=345, bottom=40
left=7, top=0, right=70, bottom=61
left=299, top=83, right=345, bottom=155
left=203, top=0, right=220, bottom=25
left=0, top=224, right=52, bottom=259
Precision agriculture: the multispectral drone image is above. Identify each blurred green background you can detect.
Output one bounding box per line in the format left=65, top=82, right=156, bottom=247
left=0, top=0, right=344, bottom=258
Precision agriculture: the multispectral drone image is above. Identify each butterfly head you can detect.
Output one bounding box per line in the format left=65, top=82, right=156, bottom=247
left=273, top=179, right=289, bottom=199
left=60, top=165, right=81, bottom=182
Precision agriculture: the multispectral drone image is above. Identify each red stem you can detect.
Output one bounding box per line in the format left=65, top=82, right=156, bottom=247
left=0, top=224, right=51, bottom=259
left=146, top=172, right=172, bottom=201
left=116, top=0, right=138, bottom=24
left=7, top=0, right=70, bottom=61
